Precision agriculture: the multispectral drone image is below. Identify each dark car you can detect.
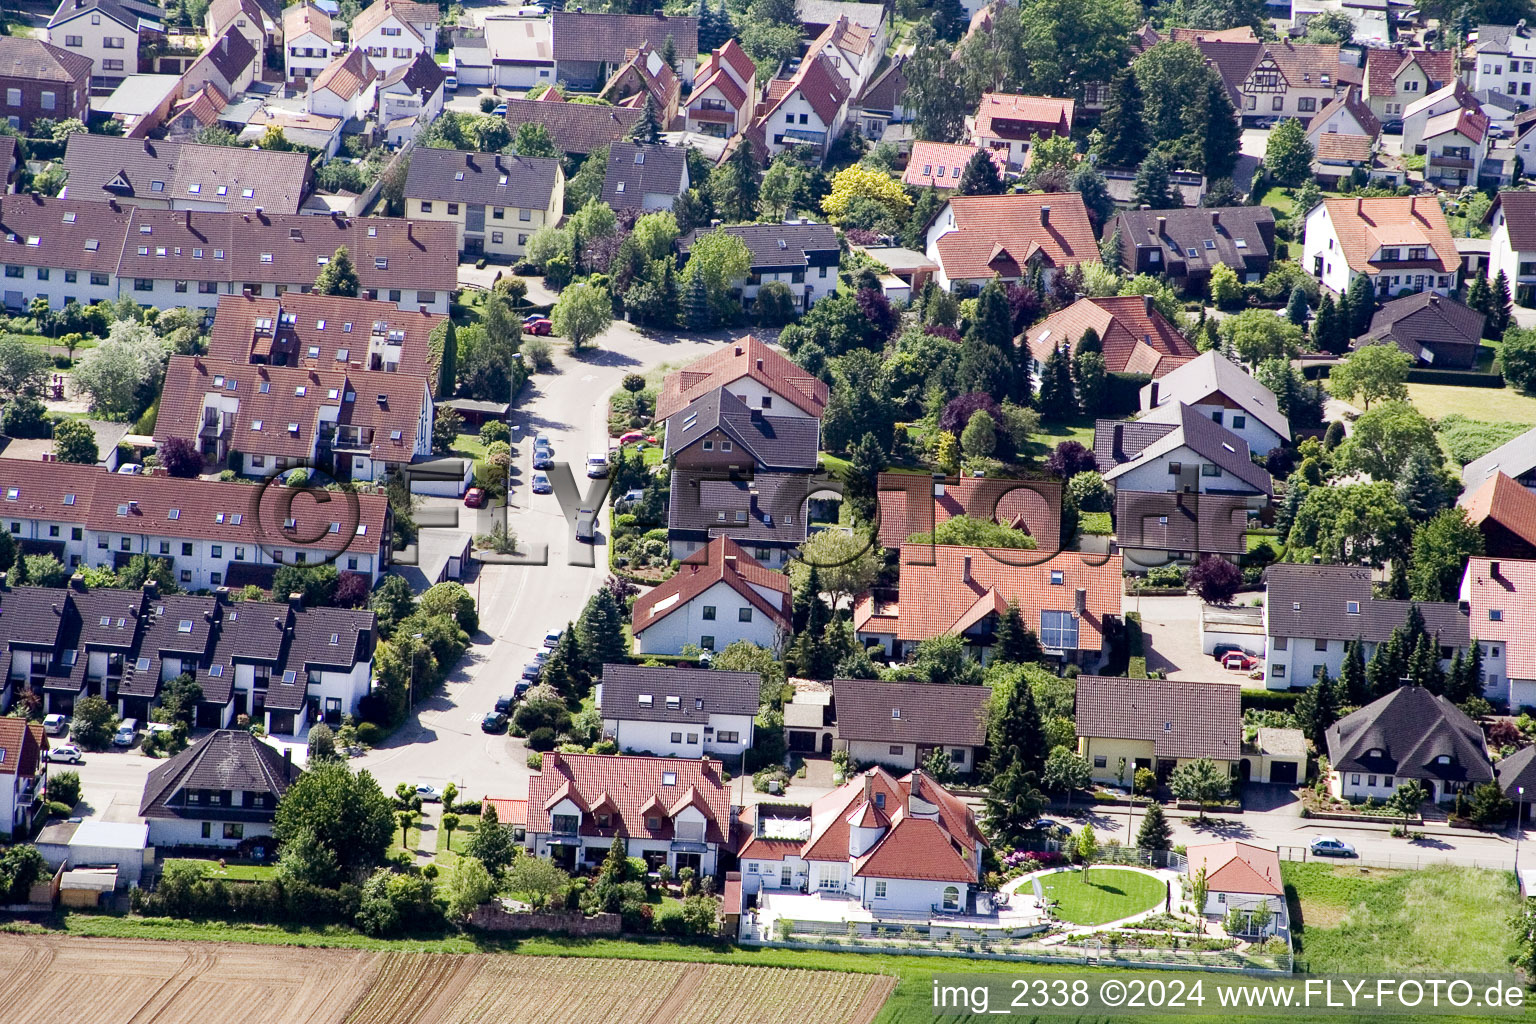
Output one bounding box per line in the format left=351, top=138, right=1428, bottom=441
left=513, top=680, right=532, bottom=699
left=481, top=711, right=508, bottom=732
left=1212, top=643, right=1253, bottom=661
left=1381, top=118, right=1404, bottom=135
left=522, top=660, right=544, bottom=680
left=494, top=694, right=515, bottom=714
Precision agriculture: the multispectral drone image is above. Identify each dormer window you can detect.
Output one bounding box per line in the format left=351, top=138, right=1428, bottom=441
left=646, top=815, right=661, bottom=829
left=873, top=792, right=885, bottom=808
left=1436, top=754, right=1451, bottom=764
left=1367, top=748, right=1383, bottom=758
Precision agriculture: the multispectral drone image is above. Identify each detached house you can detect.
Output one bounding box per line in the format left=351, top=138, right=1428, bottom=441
left=1463, top=425, right=1536, bottom=493
left=1472, top=21, right=1536, bottom=100
left=0, top=38, right=90, bottom=133
left=1460, top=555, right=1536, bottom=708
left=1486, top=190, right=1536, bottom=304
left=599, top=44, right=680, bottom=127
left=1302, top=196, right=1458, bottom=298
left=182, top=27, right=260, bottom=103
left=525, top=751, right=730, bottom=875
left=1185, top=842, right=1285, bottom=932
left=1075, top=676, right=1242, bottom=785
left=306, top=47, right=378, bottom=123
left=737, top=767, right=986, bottom=916
left=755, top=53, right=850, bottom=161
left=1324, top=685, right=1492, bottom=803
left=1356, top=291, right=1484, bottom=368
left=1106, top=207, right=1277, bottom=288
left=686, top=40, right=757, bottom=138
left=205, top=0, right=273, bottom=58
left=377, top=48, right=446, bottom=146
left=924, top=192, right=1098, bottom=293
left=1094, top=404, right=1272, bottom=498
left=1139, top=351, right=1291, bottom=454
left=138, top=729, right=297, bottom=849
left=350, top=0, right=437, bottom=76
left=832, top=677, right=990, bottom=774
left=597, top=663, right=757, bottom=760
left=1459, top=473, right=1536, bottom=560
left=853, top=546, right=1121, bottom=666
left=677, top=221, right=840, bottom=313
left=874, top=472, right=1063, bottom=553
left=283, top=2, right=335, bottom=83
left=601, top=142, right=688, bottom=215
left=656, top=335, right=828, bottom=422
left=902, top=141, right=1000, bottom=190
left=1239, top=41, right=1353, bottom=121
left=1362, top=46, right=1456, bottom=121
left=631, top=537, right=792, bottom=656
left=46, top=0, right=152, bottom=87
left=1264, top=562, right=1470, bottom=690
left=1025, top=295, right=1199, bottom=380
left=968, top=93, right=1073, bottom=172
left=403, top=147, right=563, bottom=261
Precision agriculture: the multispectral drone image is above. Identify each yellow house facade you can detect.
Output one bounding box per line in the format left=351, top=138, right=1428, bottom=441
left=1074, top=676, right=1243, bottom=787
left=402, top=147, right=565, bottom=260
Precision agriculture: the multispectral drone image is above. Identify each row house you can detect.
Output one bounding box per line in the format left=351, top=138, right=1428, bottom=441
left=677, top=221, right=839, bottom=313
left=1302, top=195, right=1458, bottom=298
left=685, top=40, right=757, bottom=138
left=1239, top=41, right=1357, bottom=121
left=205, top=289, right=437, bottom=374
left=523, top=752, right=729, bottom=875
left=924, top=192, right=1098, bottom=293
left=0, top=37, right=90, bottom=133
left=596, top=663, right=757, bottom=761
left=283, top=2, right=336, bottom=83
left=737, top=768, right=985, bottom=916
left=62, top=133, right=312, bottom=215
left=1460, top=556, right=1536, bottom=709
left=139, top=729, right=296, bottom=850
left=403, top=147, right=563, bottom=261
left=1486, top=189, right=1536, bottom=303
left=154, top=353, right=433, bottom=483
left=377, top=48, right=446, bottom=146
left=1361, top=45, right=1456, bottom=121
left=0, top=579, right=376, bottom=738
left=968, top=93, right=1073, bottom=172
left=46, top=0, right=157, bottom=87
left=349, top=0, right=438, bottom=77
left=550, top=10, right=697, bottom=87
left=0, top=457, right=392, bottom=588
left=1264, top=563, right=1470, bottom=690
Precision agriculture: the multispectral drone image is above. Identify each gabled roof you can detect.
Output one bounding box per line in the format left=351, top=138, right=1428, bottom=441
left=206, top=290, right=438, bottom=375
left=1402, top=78, right=1473, bottom=120
left=874, top=473, right=1062, bottom=552
left=1364, top=46, right=1456, bottom=98
left=1186, top=841, right=1283, bottom=896
left=631, top=537, right=791, bottom=635
left=0, top=193, right=132, bottom=274
left=1114, top=490, right=1253, bottom=556
left=601, top=142, right=687, bottom=211
left=1313, top=132, right=1375, bottom=163
left=0, top=36, right=92, bottom=84
left=1075, top=676, right=1241, bottom=761
left=761, top=52, right=849, bottom=128
left=494, top=97, right=641, bottom=154
left=48, top=0, right=150, bottom=31
left=138, top=729, right=297, bottom=818
left=679, top=222, right=839, bottom=273
left=312, top=46, right=377, bottom=101
left=667, top=468, right=809, bottom=547
left=189, top=26, right=259, bottom=89
left=1314, top=196, right=1457, bottom=275
left=1463, top=423, right=1536, bottom=487
left=796, top=0, right=885, bottom=32
left=690, top=55, right=749, bottom=112
left=598, top=662, right=760, bottom=723
left=550, top=10, right=697, bottom=65
left=350, top=0, right=427, bottom=43
left=832, top=678, right=990, bottom=747
left=705, top=38, right=755, bottom=88
left=1492, top=190, right=1536, bottom=252
left=403, top=147, right=560, bottom=210
left=1325, top=685, right=1491, bottom=784
left=284, top=2, right=332, bottom=41
left=933, top=193, right=1098, bottom=281
left=1307, top=87, right=1382, bottom=139
left=1250, top=40, right=1348, bottom=89
left=525, top=751, right=729, bottom=843
left=1265, top=562, right=1469, bottom=644
left=0, top=719, right=45, bottom=778
left=1360, top=291, right=1484, bottom=361
left=378, top=48, right=444, bottom=100
left=208, top=0, right=269, bottom=36
left=1025, top=295, right=1199, bottom=378
left=856, top=51, right=906, bottom=113
left=855, top=546, right=1120, bottom=648
left=1110, top=206, right=1277, bottom=275
left=62, top=134, right=311, bottom=215
left=1461, top=556, right=1536, bottom=681
left=1422, top=105, right=1489, bottom=144
left=903, top=142, right=999, bottom=189
left=1139, top=350, right=1290, bottom=442
left=602, top=43, right=679, bottom=112
left=1497, top=743, right=1536, bottom=798
left=656, top=335, right=827, bottom=421
left=971, top=93, right=1074, bottom=142
left=1460, top=472, right=1536, bottom=554
left=663, top=388, right=820, bottom=470
left=1098, top=404, right=1271, bottom=494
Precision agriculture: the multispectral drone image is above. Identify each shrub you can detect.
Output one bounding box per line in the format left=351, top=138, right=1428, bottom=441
left=479, top=420, right=511, bottom=446
left=522, top=337, right=554, bottom=372
left=527, top=726, right=558, bottom=751
left=48, top=770, right=81, bottom=807
left=527, top=751, right=543, bottom=770
left=355, top=721, right=383, bottom=745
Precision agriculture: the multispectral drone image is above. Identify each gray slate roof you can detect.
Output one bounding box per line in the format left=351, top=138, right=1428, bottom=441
left=598, top=662, right=760, bottom=723
left=495, top=98, right=641, bottom=155
left=550, top=10, right=697, bottom=64
left=1114, top=490, right=1252, bottom=555
left=664, top=388, right=820, bottom=470
left=1263, top=562, right=1470, bottom=645
left=679, top=221, right=839, bottom=271
left=1099, top=404, right=1273, bottom=494
left=1093, top=418, right=1174, bottom=472
left=1360, top=291, right=1484, bottom=360
left=1109, top=206, right=1276, bottom=273
left=62, top=134, right=311, bottom=215
left=1075, top=675, right=1241, bottom=761
left=1463, top=425, right=1536, bottom=488
left=138, top=728, right=297, bottom=819
left=601, top=142, right=687, bottom=212
left=403, top=148, right=560, bottom=209
left=832, top=677, right=990, bottom=748
left=667, top=467, right=809, bottom=546
left=1497, top=743, right=1536, bottom=798
left=1325, top=685, right=1491, bottom=784
left=1138, top=350, right=1291, bottom=443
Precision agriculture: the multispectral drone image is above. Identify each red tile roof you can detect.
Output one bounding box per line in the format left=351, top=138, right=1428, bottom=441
left=856, top=545, right=1120, bottom=648
left=631, top=537, right=791, bottom=635
left=1186, top=841, right=1283, bottom=896
left=714, top=38, right=755, bottom=86
left=874, top=472, right=1062, bottom=553
left=903, top=142, right=999, bottom=189
left=525, top=751, right=730, bottom=844
left=762, top=52, right=849, bottom=129
left=483, top=797, right=527, bottom=826
left=1024, top=295, right=1198, bottom=377
left=1422, top=105, right=1489, bottom=145
left=1364, top=46, right=1456, bottom=98
left=1313, top=132, right=1374, bottom=163
left=691, top=58, right=747, bottom=111
left=1464, top=557, right=1536, bottom=679
left=655, top=335, right=827, bottom=420
left=1318, top=196, right=1457, bottom=276
left=0, top=718, right=45, bottom=778
left=1460, top=471, right=1536, bottom=553
left=312, top=46, right=377, bottom=101
left=205, top=290, right=440, bottom=376
left=933, top=193, right=1098, bottom=281
left=972, top=93, right=1074, bottom=142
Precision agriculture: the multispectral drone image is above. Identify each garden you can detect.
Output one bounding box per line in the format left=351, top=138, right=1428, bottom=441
left=1031, top=867, right=1165, bottom=927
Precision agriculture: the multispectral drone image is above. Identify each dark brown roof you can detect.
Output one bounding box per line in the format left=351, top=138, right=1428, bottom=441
left=598, top=663, right=760, bottom=722
left=663, top=388, right=820, bottom=470
left=1496, top=743, right=1536, bottom=797
left=497, top=97, right=641, bottom=155
left=63, top=134, right=312, bottom=215
left=1075, top=676, right=1241, bottom=760
left=0, top=36, right=92, bottom=83
left=1097, top=404, right=1272, bottom=494
left=1360, top=291, right=1484, bottom=360
left=550, top=11, right=697, bottom=65
left=601, top=142, right=687, bottom=211
left=1109, top=207, right=1276, bottom=275
left=667, top=468, right=809, bottom=547
left=404, top=147, right=560, bottom=210
left=678, top=222, right=839, bottom=272
left=189, top=26, right=259, bottom=89
left=1262, top=562, right=1470, bottom=644
left=138, top=729, right=298, bottom=819
left=205, top=290, right=440, bottom=376
left=1326, top=686, right=1491, bottom=784
left=1114, top=490, right=1252, bottom=556
left=832, top=678, right=990, bottom=747
left=0, top=193, right=133, bottom=274
left=380, top=47, right=446, bottom=97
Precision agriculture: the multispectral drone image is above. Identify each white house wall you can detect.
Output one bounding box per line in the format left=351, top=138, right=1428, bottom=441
left=632, top=580, right=783, bottom=656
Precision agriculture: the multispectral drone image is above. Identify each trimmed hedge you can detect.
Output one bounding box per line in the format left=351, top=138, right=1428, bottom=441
left=1240, top=690, right=1301, bottom=712
left=1104, top=372, right=1153, bottom=417
left=1404, top=367, right=1506, bottom=388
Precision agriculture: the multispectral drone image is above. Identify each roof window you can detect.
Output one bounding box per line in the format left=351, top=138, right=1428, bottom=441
left=666, top=695, right=680, bottom=709
left=177, top=619, right=193, bottom=633
left=62, top=212, right=76, bottom=223
left=167, top=509, right=180, bottom=520
left=282, top=669, right=297, bottom=684
left=638, top=694, right=653, bottom=706
left=662, top=771, right=677, bottom=786
left=135, top=657, right=150, bottom=671
left=210, top=665, right=223, bottom=677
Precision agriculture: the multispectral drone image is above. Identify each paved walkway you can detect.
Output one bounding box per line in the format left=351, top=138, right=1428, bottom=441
left=1002, top=865, right=1186, bottom=943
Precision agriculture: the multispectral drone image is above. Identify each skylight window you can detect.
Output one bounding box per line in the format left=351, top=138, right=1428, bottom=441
left=188, top=183, right=201, bottom=194
left=282, top=669, right=297, bottom=684
left=662, top=771, right=677, bottom=786
left=136, top=657, right=150, bottom=671
left=100, top=616, right=111, bottom=626
left=454, top=171, right=464, bottom=180
left=62, top=212, right=76, bottom=223
left=3, top=487, right=15, bottom=501
left=295, top=386, right=306, bottom=396
left=63, top=494, right=75, bottom=505
left=260, top=253, right=273, bottom=263
left=251, top=419, right=262, bottom=430
left=177, top=619, right=193, bottom=633
left=639, top=694, right=653, bottom=706
left=25, top=236, right=38, bottom=246
left=167, top=509, right=180, bottom=520
left=328, top=522, right=341, bottom=533
left=316, top=319, right=325, bottom=330
left=375, top=257, right=388, bottom=269
left=231, top=514, right=242, bottom=525
left=210, top=665, right=223, bottom=677
left=216, top=186, right=227, bottom=196
left=117, top=504, right=128, bottom=516
left=243, top=188, right=255, bottom=198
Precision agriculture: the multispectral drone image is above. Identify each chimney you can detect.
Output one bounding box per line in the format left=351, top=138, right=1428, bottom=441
left=108, top=198, right=119, bottom=212
left=962, top=555, right=972, bottom=583
left=749, top=407, right=762, bottom=421
left=1039, top=205, right=1050, bottom=225
left=284, top=746, right=293, bottom=779
left=755, top=358, right=764, bottom=370
left=1355, top=196, right=1363, bottom=216
left=1075, top=587, right=1087, bottom=616
left=932, top=471, right=945, bottom=497
left=1149, top=381, right=1160, bottom=406
left=0, top=572, right=7, bottom=590
left=734, top=344, right=744, bottom=356
left=1210, top=210, right=1220, bottom=226
left=222, top=34, right=229, bottom=53
left=288, top=591, right=304, bottom=611
left=1491, top=560, right=1502, bottom=578
left=215, top=586, right=230, bottom=603
left=653, top=7, right=663, bottom=14
left=407, top=221, right=414, bottom=242
left=1156, top=216, right=1167, bottom=235
left=1143, top=294, right=1154, bottom=316
left=1313, top=553, right=1322, bottom=564
left=143, top=580, right=158, bottom=600
left=69, top=572, right=85, bottom=591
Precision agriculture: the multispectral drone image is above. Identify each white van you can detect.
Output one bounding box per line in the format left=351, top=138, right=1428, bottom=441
left=585, top=452, right=609, bottom=478
left=113, top=718, right=138, bottom=747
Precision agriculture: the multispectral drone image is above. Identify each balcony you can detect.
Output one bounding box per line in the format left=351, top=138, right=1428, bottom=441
left=1430, top=155, right=1475, bottom=170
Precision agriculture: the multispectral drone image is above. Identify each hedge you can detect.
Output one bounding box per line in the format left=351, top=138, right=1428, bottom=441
left=1104, top=372, right=1153, bottom=417
left=1240, top=690, right=1301, bottom=712
left=1403, top=367, right=1506, bottom=388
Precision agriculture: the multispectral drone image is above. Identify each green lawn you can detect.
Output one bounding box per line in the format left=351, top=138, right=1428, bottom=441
left=1030, top=415, right=1098, bottom=457
left=1284, top=862, right=1519, bottom=974
left=1405, top=382, right=1536, bottom=423
left=1038, top=867, right=1164, bottom=926
left=1079, top=511, right=1112, bottom=535
left=163, top=859, right=277, bottom=883
left=452, top=431, right=490, bottom=461
left=434, top=813, right=479, bottom=871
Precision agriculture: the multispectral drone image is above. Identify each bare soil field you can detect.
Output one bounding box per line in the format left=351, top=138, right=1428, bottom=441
left=0, top=935, right=894, bottom=1024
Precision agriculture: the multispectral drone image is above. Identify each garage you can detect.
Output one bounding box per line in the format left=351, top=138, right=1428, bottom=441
left=1268, top=761, right=1298, bottom=785
left=1251, top=727, right=1306, bottom=786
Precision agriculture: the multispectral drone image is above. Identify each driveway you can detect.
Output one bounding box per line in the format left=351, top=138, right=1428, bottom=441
left=1130, top=594, right=1243, bottom=684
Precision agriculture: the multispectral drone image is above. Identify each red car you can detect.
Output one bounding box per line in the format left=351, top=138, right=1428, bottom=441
left=1223, top=652, right=1259, bottom=671
left=617, top=430, right=659, bottom=445
left=464, top=487, right=486, bottom=508
left=524, top=318, right=553, bottom=335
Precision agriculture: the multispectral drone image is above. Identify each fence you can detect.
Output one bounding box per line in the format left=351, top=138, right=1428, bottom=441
left=1276, top=847, right=1513, bottom=871
left=741, top=936, right=1292, bottom=975
left=1016, top=840, right=1188, bottom=873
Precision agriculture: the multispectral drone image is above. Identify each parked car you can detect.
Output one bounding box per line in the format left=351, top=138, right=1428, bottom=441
left=513, top=680, right=532, bottom=699
left=492, top=103, right=507, bottom=116
left=542, top=627, right=562, bottom=648
left=1382, top=118, right=1404, bottom=135
left=1223, top=652, right=1259, bottom=671
left=617, top=431, right=658, bottom=445
left=414, top=784, right=442, bottom=802
left=113, top=718, right=138, bottom=747
left=145, top=722, right=174, bottom=736
left=532, top=448, right=554, bottom=470
left=1211, top=643, right=1254, bottom=661
left=444, top=73, right=457, bottom=91
left=481, top=711, right=508, bottom=732
left=1250, top=116, right=1279, bottom=129
left=44, top=744, right=82, bottom=764
left=1309, top=835, right=1357, bottom=857
left=521, top=660, right=544, bottom=680
left=615, top=487, right=646, bottom=509
left=525, top=318, right=553, bottom=336
left=464, top=487, right=487, bottom=508
left=530, top=471, right=552, bottom=494
left=585, top=452, right=609, bottom=478
left=523, top=312, right=546, bottom=324
left=534, top=433, right=552, bottom=449
left=494, top=694, right=515, bottom=714
left=42, top=714, right=67, bottom=735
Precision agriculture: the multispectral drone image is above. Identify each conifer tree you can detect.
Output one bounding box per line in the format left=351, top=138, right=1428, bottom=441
left=1038, top=343, right=1076, bottom=421
left=1340, top=637, right=1368, bottom=705
left=957, top=149, right=1004, bottom=195
left=682, top=271, right=712, bottom=331
left=1137, top=800, right=1172, bottom=851
left=993, top=605, right=1042, bottom=664
left=1492, top=270, right=1514, bottom=336
left=630, top=95, right=661, bottom=144
left=1095, top=67, right=1149, bottom=169
left=436, top=319, right=457, bottom=400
